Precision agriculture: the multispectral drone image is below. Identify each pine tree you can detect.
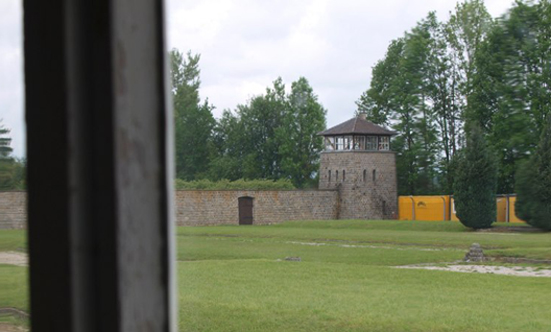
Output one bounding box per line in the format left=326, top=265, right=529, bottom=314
left=453, top=125, right=497, bottom=229
left=515, top=117, right=551, bottom=230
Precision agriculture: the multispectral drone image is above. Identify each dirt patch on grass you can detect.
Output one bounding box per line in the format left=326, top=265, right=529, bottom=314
left=0, top=252, right=27, bottom=267
left=0, top=323, right=28, bottom=332
left=396, top=264, right=551, bottom=277
left=489, top=256, right=551, bottom=264
left=287, top=241, right=461, bottom=252
left=476, top=226, right=544, bottom=233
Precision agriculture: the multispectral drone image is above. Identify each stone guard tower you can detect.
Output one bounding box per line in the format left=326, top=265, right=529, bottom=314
left=318, top=114, right=397, bottom=219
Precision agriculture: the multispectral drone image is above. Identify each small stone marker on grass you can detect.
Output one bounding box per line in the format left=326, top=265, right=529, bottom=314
left=285, top=256, right=301, bottom=262
left=464, top=243, right=485, bottom=262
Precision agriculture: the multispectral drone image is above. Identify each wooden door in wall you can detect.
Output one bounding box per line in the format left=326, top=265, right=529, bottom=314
left=238, top=197, right=254, bottom=225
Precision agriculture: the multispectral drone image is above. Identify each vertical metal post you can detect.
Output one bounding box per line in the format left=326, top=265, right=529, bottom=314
left=24, top=0, right=176, bottom=331
left=505, top=194, right=510, bottom=223
left=409, top=196, right=415, bottom=221
left=440, top=196, right=446, bottom=221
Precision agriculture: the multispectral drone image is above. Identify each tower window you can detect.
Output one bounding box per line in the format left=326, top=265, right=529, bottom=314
left=378, top=136, right=390, bottom=150
left=372, top=169, right=376, bottom=182
left=336, top=170, right=339, bottom=181
left=328, top=170, right=331, bottom=182
left=343, top=170, right=345, bottom=181
left=353, top=136, right=365, bottom=150
left=363, top=169, right=366, bottom=182
left=366, top=136, right=378, bottom=150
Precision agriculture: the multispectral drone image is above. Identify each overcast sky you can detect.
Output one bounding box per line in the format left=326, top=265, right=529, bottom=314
left=1, top=0, right=513, bottom=157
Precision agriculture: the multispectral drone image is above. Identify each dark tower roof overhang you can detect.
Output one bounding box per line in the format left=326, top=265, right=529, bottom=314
left=318, top=116, right=396, bottom=136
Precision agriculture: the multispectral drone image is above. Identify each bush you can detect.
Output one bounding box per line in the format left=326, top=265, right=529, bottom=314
left=515, top=118, right=551, bottom=231
left=453, top=126, right=497, bottom=229
left=174, top=178, right=296, bottom=190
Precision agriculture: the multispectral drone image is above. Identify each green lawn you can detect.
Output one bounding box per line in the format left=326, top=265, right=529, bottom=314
left=2, top=220, right=551, bottom=331
left=0, top=229, right=26, bottom=252
left=0, top=265, right=27, bottom=310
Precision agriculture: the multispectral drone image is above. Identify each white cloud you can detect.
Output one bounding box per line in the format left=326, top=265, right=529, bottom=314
left=166, top=0, right=513, bottom=129
left=0, top=0, right=24, bottom=157
left=0, top=0, right=515, bottom=157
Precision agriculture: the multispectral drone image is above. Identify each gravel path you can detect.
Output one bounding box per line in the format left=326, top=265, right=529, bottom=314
left=0, top=252, right=27, bottom=267
left=0, top=323, right=28, bottom=332
left=396, top=264, right=551, bottom=277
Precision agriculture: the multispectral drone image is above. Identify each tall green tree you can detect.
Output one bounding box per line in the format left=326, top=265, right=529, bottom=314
left=469, top=0, right=551, bottom=193
left=355, top=0, right=551, bottom=196
left=453, top=125, right=497, bottom=229
left=515, top=116, right=551, bottom=230
left=209, top=78, right=288, bottom=181
left=238, top=78, right=287, bottom=179
left=210, top=77, right=326, bottom=187
left=446, top=0, right=493, bottom=108
left=209, top=110, right=246, bottom=180
left=355, top=39, right=404, bottom=127
left=357, top=14, right=444, bottom=195
left=0, top=121, right=13, bottom=188
left=0, top=121, right=25, bottom=190
left=0, top=121, right=12, bottom=158
left=170, top=49, right=215, bottom=180
left=278, top=77, right=326, bottom=188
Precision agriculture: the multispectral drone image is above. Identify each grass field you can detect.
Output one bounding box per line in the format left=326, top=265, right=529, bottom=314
left=2, top=220, right=551, bottom=331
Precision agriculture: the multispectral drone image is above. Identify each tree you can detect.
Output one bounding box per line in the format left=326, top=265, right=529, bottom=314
left=469, top=1, right=551, bottom=193
left=355, top=0, right=551, bottom=196
left=0, top=121, right=12, bottom=158
left=446, top=0, right=493, bottom=105
left=209, top=78, right=288, bottom=181
left=357, top=15, right=444, bottom=195
left=515, top=117, right=551, bottom=230
left=170, top=49, right=215, bottom=180
left=453, top=125, right=497, bottom=229
left=210, top=77, right=326, bottom=187
left=208, top=110, right=246, bottom=180
left=278, top=77, right=326, bottom=188
left=237, top=78, right=287, bottom=179
left=0, top=121, right=25, bottom=190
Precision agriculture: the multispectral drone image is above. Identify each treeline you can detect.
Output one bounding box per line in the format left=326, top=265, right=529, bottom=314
left=0, top=122, right=25, bottom=190
left=175, top=178, right=295, bottom=190
left=171, top=50, right=326, bottom=189
left=357, top=0, right=551, bottom=195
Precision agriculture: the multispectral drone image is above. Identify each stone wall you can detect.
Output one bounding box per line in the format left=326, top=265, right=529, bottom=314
left=0, top=184, right=397, bottom=228
left=175, top=190, right=338, bottom=226
left=0, top=191, right=27, bottom=229
left=319, top=151, right=398, bottom=220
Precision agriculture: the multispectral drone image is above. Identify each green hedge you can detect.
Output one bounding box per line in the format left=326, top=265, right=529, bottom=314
left=174, top=178, right=296, bottom=190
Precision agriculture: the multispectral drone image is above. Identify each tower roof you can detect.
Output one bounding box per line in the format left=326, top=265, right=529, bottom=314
left=318, top=116, right=396, bottom=136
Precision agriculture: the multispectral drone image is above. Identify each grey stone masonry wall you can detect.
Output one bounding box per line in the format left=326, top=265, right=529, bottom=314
left=1, top=184, right=395, bottom=228
left=175, top=190, right=338, bottom=226
left=319, top=151, right=398, bottom=220
left=0, top=191, right=27, bottom=229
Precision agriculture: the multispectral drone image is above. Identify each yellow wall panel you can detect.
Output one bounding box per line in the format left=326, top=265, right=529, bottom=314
left=404, top=195, right=526, bottom=224
left=398, top=196, right=414, bottom=220
left=399, top=196, right=450, bottom=221
left=508, top=196, right=525, bottom=223
left=496, top=197, right=507, bottom=222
